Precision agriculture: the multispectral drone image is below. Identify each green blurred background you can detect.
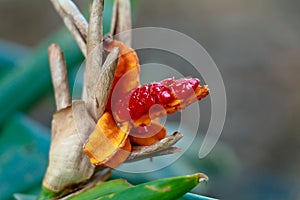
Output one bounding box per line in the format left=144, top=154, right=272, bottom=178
left=1, top=0, right=300, bottom=199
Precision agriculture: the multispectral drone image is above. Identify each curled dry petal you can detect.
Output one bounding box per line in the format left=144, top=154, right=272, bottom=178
left=86, top=0, right=103, bottom=55
left=48, top=44, right=71, bottom=110
left=83, top=112, right=131, bottom=168
left=84, top=0, right=104, bottom=119
left=104, top=36, right=140, bottom=113
left=110, top=0, right=132, bottom=46
left=100, top=137, right=132, bottom=168
left=50, top=0, right=88, bottom=57
left=57, top=0, right=88, bottom=39
left=92, top=48, right=119, bottom=120
left=127, top=132, right=183, bottom=162
left=126, top=147, right=181, bottom=163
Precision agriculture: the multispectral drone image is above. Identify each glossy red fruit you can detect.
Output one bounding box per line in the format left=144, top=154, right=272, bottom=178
left=112, top=77, right=201, bottom=121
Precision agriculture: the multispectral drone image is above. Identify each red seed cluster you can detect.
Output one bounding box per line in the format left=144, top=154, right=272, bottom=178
left=113, top=77, right=200, bottom=121
left=128, top=82, right=174, bottom=120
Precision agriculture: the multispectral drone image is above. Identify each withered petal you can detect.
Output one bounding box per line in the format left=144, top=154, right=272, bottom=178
left=101, top=137, right=132, bottom=168
left=83, top=112, right=130, bottom=167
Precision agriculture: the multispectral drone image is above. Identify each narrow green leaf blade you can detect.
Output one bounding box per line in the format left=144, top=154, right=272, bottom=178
left=67, top=179, right=131, bottom=200
left=96, top=173, right=208, bottom=200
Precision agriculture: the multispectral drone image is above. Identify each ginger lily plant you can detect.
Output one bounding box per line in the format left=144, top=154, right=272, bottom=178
left=37, top=0, right=212, bottom=199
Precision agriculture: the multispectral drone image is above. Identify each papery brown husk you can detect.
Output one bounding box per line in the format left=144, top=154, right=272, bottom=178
left=43, top=100, right=96, bottom=193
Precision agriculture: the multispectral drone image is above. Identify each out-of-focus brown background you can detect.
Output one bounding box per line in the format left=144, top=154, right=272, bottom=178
left=1, top=0, right=300, bottom=199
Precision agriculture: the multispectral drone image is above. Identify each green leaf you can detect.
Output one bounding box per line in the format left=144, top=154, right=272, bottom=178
left=96, top=173, right=207, bottom=200
left=36, top=187, right=60, bottom=200
left=67, top=179, right=131, bottom=200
